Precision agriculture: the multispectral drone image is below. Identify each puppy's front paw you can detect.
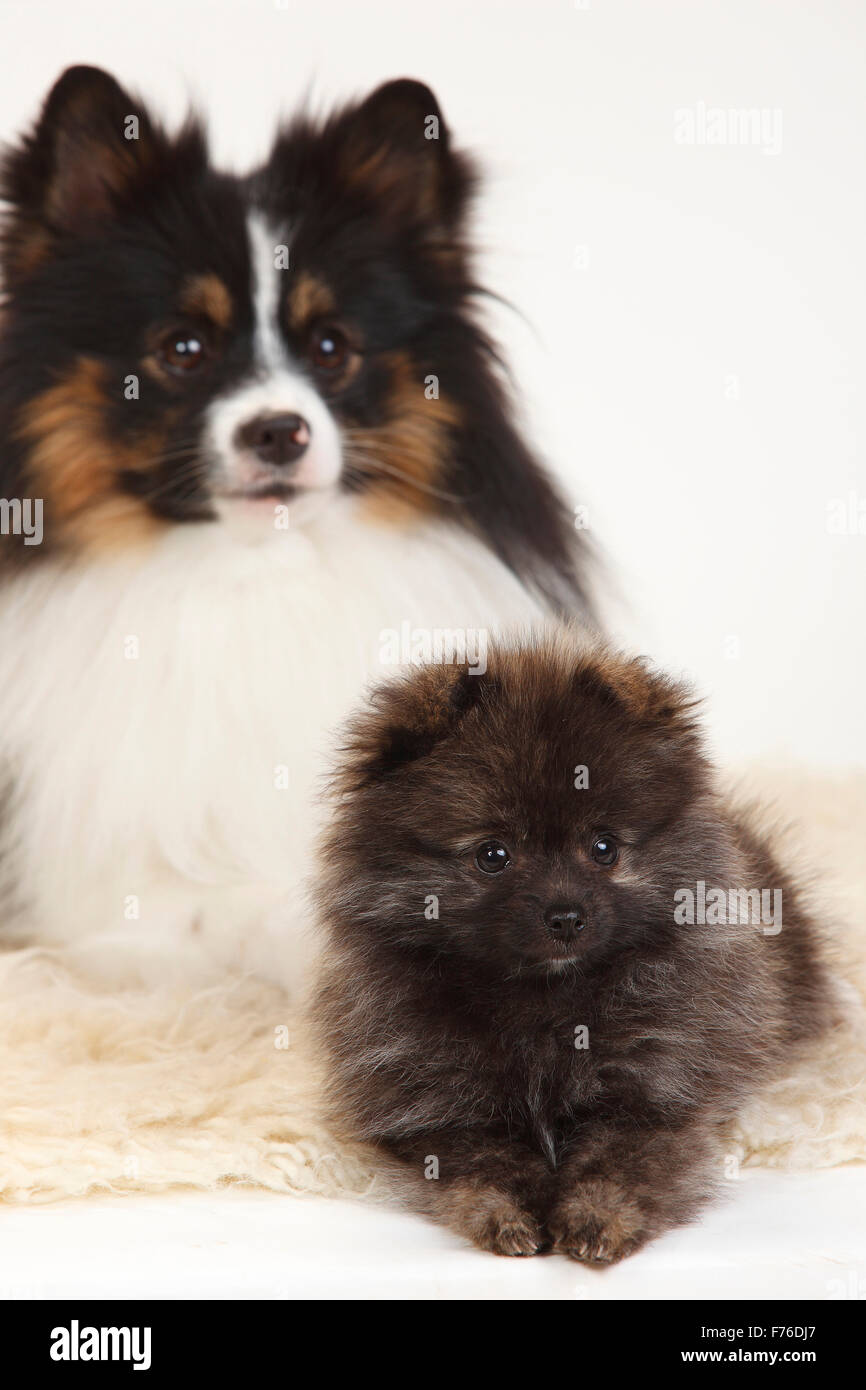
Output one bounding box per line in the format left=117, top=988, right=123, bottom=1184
left=445, top=1181, right=542, bottom=1257
left=549, top=1180, right=648, bottom=1266
left=482, top=1211, right=543, bottom=1258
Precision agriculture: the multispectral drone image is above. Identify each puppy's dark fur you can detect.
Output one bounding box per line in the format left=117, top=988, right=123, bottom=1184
left=313, top=634, right=835, bottom=1262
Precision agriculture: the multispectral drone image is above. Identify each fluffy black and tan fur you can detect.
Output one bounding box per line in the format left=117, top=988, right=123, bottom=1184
left=0, top=66, right=591, bottom=611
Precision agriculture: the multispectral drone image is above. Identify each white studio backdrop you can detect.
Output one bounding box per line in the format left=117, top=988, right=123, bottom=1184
left=0, top=0, right=862, bottom=769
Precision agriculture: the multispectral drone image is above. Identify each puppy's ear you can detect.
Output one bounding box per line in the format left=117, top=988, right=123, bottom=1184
left=342, top=665, right=492, bottom=790
left=573, top=652, right=702, bottom=745
left=339, top=78, right=474, bottom=231
left=623, top=658, right=701, bottom=734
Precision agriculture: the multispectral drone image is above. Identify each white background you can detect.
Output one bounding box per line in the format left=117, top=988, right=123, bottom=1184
left=1, top=0, right=863, bottom=771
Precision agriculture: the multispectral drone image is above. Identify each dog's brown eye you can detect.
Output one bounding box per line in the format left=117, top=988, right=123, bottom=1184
left=158, top=331, right=208, bottom=375
left=309, top=323, right=349, bottom=371
left=475, top=841, right=511, bottom=875
left=591, top=835, right=618, bottom=867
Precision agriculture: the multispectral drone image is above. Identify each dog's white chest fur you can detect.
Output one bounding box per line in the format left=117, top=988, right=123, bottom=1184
left=0, top=502, right=541, bottom=993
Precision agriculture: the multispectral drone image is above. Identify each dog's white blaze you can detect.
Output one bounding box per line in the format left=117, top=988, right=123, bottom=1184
left=249, top=211, right=288, bottom=373
left=203, top=214, right=342, bottom=497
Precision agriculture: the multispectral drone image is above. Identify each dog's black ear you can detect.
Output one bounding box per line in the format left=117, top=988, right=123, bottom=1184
left=342, top=665, right=492, bottom=789
left=339, top=78, right=474, bottom=231
left=1, top=67, right=162, bottom=241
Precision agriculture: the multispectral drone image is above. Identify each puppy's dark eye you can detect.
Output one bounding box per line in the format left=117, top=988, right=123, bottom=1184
left=590, top=834, right=618, bottom=867
left=475, top=841, right=511, bottom=875
left=158, top=331, right=209, bottom=375
left=309, top=323, right=349, bottom=371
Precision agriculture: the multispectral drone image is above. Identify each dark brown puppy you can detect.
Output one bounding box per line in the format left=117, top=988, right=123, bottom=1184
left=312, top=633, right=834, bottom=1263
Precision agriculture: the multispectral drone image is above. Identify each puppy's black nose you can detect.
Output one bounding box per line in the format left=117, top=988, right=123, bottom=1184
left=236, top=413, right=311, bottom=467
left=545, top=906, right=586, bottom=939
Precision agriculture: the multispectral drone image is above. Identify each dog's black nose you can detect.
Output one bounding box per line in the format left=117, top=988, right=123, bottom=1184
left=236, top=413, right=311, bottom=467
left=545, top=906, right=586, bottom=938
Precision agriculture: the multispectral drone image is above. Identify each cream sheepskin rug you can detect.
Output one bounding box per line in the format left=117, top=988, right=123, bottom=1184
left=1, top=765, right=864, bottom=1205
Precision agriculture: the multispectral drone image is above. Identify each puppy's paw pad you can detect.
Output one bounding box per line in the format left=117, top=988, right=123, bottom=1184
left=549, top=1181, right=647, bottom=1266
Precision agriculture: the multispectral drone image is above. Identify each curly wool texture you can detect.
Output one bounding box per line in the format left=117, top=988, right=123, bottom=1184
left=0, top=957, right=375, bottom=1204
left=0, top=765, right=864, bottom=1206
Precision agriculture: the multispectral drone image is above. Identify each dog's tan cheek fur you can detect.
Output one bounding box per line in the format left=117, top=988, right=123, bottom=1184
left=353, top=352, right=461, bottom=524
left=16, top=356, right=166, bottom=554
